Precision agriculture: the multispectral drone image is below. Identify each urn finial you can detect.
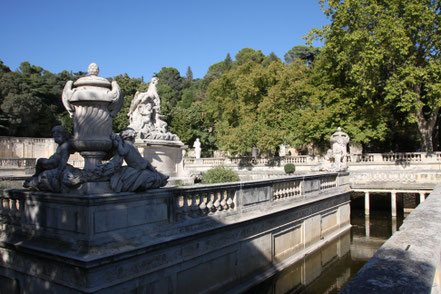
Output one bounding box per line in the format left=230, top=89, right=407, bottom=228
left=88, top=63, right=99, bottom=76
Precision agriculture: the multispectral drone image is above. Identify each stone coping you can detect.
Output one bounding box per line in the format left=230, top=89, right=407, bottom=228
left=340, top=184, right=441, bottom=293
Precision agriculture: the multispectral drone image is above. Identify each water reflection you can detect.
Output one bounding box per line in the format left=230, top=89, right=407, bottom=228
left=245, top=209, right=404, bottom=294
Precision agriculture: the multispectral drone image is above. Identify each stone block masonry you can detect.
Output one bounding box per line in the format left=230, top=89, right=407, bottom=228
left=0, top=173, right=350, bottom=293
left=341, top=183, right=441, bottom=293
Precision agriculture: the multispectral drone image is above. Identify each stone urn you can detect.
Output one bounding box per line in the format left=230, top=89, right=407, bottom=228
left=62, top=63, right=124, bottom=170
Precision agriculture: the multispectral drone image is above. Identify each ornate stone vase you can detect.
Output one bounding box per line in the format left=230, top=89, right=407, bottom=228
left=62, top=63, right=124, bottom=170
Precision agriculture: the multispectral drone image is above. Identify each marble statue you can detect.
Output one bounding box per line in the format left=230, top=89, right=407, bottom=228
left=23, top=64, right=168, bottom=193
left=109, top=128, right=168, bottom=192
left=313, top=127, right=350, bottom=172
left=330, top=127, right=350, bottom=171
left=23, top=126, right=74, bottom=192
left=193, top=138, right=201, bottom=159
left=128, top=77, right=180, bottom=142
left=279, top=143, right=286, bottom=157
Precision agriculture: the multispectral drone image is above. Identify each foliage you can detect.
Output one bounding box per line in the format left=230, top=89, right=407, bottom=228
left=284, top=45, right=320, bottom=65
left=307, top=0, right=441, bottom=152
left=0, top=61, right=83, bottom=137
left=284, top=163, right=296, bottom=174
left=201, top=166, right=240, bottom=184
left=204, top=59, right=313, bottom=155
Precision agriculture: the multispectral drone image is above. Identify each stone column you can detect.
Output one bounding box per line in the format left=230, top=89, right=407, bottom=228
left=419, top=192, right=426, bottom=203
left=365, top=215, right=370, bottom=237
left=392, top=217, right=397, bottom=234
left=364, top=191, right=370, bottom=216
left=391, top=191, right=397, bottom=217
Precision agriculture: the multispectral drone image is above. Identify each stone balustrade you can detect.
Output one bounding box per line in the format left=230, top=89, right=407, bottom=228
left=0, top=172, right=348, bottom=249
left=173, top=173, right=343, bottom=223
left=182, top=152, right=441, bottom=175
left=0, top=158, right=36, bottom=168
left=0, top=172, right=351, bottom=293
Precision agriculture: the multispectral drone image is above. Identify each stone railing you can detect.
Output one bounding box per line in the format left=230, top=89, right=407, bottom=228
left=0, top=158, right=36, bottom=168
left=0, top=172, right=349, bottom=248
left=0, top=136, right=57, bottom=159
left=341, top=183, right=441, bottom=293
left=0, top=154, right=84, bottom=170
left=183, top=152, right=441, bottom=173
left=172, top=172, right=345, bottom=222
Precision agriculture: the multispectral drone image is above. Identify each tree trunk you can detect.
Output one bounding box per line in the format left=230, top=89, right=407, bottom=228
left=414, top=83, right=439, bottom=154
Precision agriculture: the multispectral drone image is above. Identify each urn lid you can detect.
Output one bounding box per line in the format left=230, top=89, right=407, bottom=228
left=330, top=127, right=349, bottom=143
left=73, top=63, right=111, bottom=89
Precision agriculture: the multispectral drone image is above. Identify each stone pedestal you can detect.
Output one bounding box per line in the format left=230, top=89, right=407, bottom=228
left=136, top=139, right=193, bottom=185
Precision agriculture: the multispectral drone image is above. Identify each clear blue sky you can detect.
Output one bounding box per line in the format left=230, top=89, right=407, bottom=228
left=0, top=0, right=328, bottom=79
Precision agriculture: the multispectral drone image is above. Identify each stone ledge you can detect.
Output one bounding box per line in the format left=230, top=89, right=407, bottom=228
left=341, top=184, right=441, bottom=293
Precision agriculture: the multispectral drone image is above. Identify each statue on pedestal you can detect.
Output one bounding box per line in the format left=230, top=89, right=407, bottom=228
left=193, top=138, right=201, bottom=159
left=128, top=77, right=180, bottom=142
left=23, top=63, right=168, bottom=193
left=313, top=127, right=350, bottom=172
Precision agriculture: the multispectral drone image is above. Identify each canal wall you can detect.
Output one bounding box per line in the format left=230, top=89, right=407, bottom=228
left=341, top=183, right=441, bottom=294
left=0, top=173, right=350, bottom=293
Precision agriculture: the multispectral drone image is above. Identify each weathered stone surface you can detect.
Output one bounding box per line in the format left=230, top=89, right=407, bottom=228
left=341, top=184, right=441, bottom=294
left=128, top=77, right=181, bottom=143
left=1, top=173, right=351, bottom=293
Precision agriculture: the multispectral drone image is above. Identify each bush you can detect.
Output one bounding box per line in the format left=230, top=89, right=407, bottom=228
left=201, top=166, right=240, bottom=184
left=284, top=163, right=296, bottom=174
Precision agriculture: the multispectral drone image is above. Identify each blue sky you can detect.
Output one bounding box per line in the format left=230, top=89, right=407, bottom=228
left=0, top=0, right=329, bottom=79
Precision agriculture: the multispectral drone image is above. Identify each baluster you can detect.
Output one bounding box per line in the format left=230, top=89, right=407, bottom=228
left=213, top=191, right=221, bottom=213
left=190, top=193, right=199, bottom=217
left=227, top=190, right=236, bottom=209
left=220, top=190, right=228, bottom=211
left=176, top=195, right=185, bottom=220
left=289, top=181, right=294, bottom=197
left=10, top=199, right=18, bottom=221
left=3, top=198, right=10, bottom=214
left=273, top=184, right=279, bottom=200
left=199, top=193, right=208, bottom=215
left=206, top=192, right=214, bottom=214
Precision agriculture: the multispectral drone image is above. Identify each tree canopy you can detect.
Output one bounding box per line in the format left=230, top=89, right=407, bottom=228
left=307, top=0, right=441, bottom=152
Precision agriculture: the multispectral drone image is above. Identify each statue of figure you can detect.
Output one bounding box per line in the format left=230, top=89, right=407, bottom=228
left=23, top=126, right=74, bottom=192
left=279, top=143, right=286, bottom=157
left=127, top=77, right=181, bottom=142
left=128, top=77, right=159, bottom=118
left=312, top=127, right=350, bottom=172
left=109, top=128, right=168, bottom=192
left=330, top=127, right=350, bottom=171
left=193, top=138, right=201, bottom=159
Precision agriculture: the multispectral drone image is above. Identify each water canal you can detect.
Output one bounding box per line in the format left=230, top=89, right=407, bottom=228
left=245, top=196, right=406, bottom=294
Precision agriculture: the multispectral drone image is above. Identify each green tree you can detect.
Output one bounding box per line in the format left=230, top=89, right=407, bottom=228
left=307, top=0, right=441, bottom=152
left=262, top=52, right=281, bottom=67
left=204, top=53, right=234, bottom=84
left=1, top=92, right=56, bottom=136
left=284, top=45, right=320, bottom=65
left=204, top=60, right=312, bottom=154
left=186, top=66, right=193, bottom=81
left=235, top=48, right=266, bottom=65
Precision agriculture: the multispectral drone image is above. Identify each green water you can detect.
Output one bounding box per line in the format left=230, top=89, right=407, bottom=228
left=245, top=209, right=405, bottom=294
